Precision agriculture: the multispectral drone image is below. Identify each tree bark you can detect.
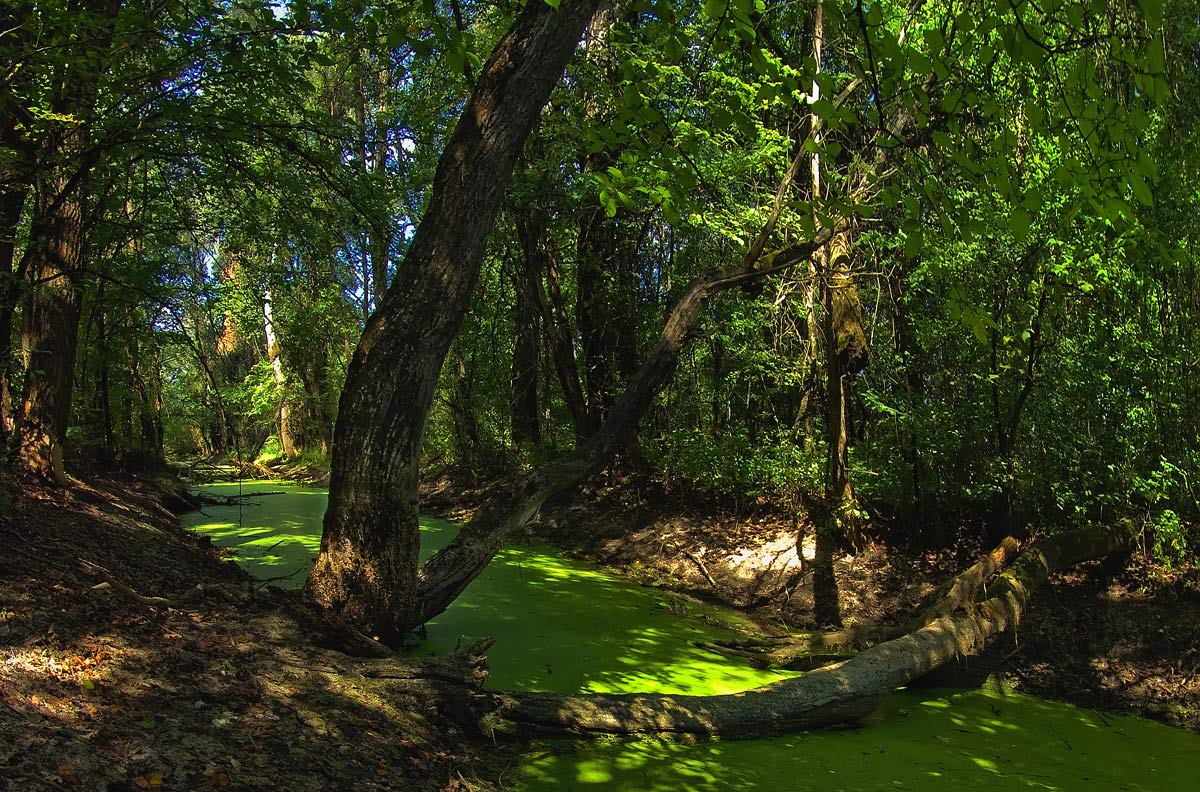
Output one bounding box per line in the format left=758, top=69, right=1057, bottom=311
left=492, top=521, right=1136, bottom=736
left=16, top=168, right=89, bottom=482
left=13, top=0, right=124, bottom=481
left=305, top=0, right=602, bottom=645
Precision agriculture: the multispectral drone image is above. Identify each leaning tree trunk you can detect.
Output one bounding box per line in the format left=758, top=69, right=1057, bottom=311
left=305, top=0, right=602, bottom=646
left=492, top=521, right=1137, bottom=736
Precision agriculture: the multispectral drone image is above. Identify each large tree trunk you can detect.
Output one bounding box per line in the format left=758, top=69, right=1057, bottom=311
left=16, top=169, right=89, bottom=482
left=305, top=0, right=602, bottom=645
left=492, top=521, right=1137, bottom=736
left=12, top=0, right=123, bottom=481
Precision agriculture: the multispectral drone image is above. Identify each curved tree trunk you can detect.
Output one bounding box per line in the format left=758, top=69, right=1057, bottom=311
left=305, top=0, right=603, bottom=646
left=492, top=521, right=1136, bottom=736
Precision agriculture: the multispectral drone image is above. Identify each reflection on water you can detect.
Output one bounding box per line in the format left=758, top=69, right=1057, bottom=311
left=183, top=481, right=1200, bottom=791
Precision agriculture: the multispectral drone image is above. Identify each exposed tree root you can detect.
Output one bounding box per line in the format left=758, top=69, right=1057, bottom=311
left=80, top=559, right=175, bottom=608
left=489, top=523, right=1132, bottom=737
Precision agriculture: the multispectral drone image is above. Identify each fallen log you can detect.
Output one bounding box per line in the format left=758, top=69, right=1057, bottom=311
left=491, top=522, right=1134, bottom=737
left=699, top=536, right=1022, bottom=668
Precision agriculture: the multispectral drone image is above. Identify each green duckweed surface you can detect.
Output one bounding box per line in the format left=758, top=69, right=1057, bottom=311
left=183, top=481, right=1200, bottom=791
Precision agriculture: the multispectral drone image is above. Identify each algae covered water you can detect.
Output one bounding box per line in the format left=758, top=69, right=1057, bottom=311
left=183, top=481, right=1200, bottom=790
left=180, top=480, right=794, bottom=694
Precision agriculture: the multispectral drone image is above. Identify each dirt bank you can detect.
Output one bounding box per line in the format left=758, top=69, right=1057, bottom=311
left=0, top=471, right=485, bottom=791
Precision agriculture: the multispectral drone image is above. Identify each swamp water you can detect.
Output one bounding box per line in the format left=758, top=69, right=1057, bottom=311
left=183, top=481, right=1199, bottom=791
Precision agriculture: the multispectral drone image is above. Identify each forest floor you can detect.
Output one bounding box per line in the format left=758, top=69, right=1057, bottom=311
left=0, top=470, right=488, bottom=792
left=423, top=470, right=1200, bottom=732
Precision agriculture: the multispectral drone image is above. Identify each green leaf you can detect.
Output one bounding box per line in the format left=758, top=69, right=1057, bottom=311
left=1130, top=175, right=1153, bottom=206
left=1138, top=0, right=1163, bottom=28
left=811, top=98, right=836, bottom=121
left=903, top=228, right=923, bottom=259
left=1010, top=207, right=1031, bottom=240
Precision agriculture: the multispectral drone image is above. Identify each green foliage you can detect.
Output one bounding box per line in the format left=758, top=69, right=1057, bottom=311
left=7, top=0, right=1196, bottom=572
left=1150, top=509, right=1192, bottom=571
left=652, top=428, right=825, bottom=498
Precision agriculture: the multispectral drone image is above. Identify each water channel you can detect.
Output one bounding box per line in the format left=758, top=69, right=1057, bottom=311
left=182, top=481, right=1199, bottom=791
